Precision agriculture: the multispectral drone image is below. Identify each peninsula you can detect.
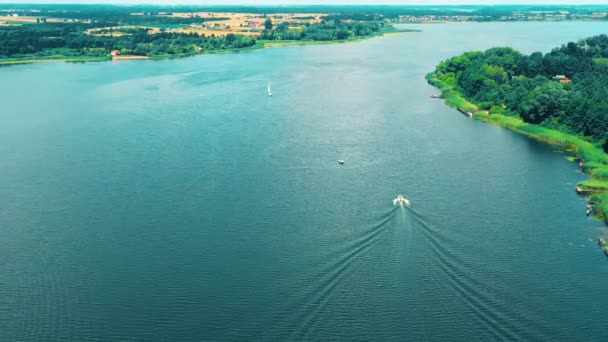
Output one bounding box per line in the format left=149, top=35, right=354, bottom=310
left=3, top=4, right=608, bottom=65
left=427, top=34, right=608, bottom=223
left=0, top=4, right=414, bottom=65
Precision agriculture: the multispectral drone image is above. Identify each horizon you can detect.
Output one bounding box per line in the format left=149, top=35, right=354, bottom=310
left=2, top=1, right=608, bottom=6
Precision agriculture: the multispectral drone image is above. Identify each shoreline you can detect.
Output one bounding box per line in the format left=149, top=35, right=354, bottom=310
left=426, top=71, right=608, bottom=224
left=0, top=29, right=416, bottom=66
left=0, top=56, right=110, bottom=65
left=112, top=55, right=151, bottom=60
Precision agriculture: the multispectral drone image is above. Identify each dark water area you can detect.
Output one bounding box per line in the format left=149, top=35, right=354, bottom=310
left=1, top=22, right=608, bottom=341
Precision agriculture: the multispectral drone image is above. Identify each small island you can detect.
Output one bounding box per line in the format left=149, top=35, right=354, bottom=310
left=427, top=34, right=608, bottom=224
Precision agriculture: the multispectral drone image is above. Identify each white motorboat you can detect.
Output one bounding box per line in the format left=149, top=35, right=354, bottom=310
left=393, top=194, right=410, bottom=207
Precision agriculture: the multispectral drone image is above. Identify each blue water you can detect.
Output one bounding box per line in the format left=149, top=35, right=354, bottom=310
left=1, top=22, right=608, bottom=341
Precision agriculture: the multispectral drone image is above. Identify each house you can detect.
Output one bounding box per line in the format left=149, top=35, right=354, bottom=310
left=248, top=21, right=260, bottom=28
left=553, top=75, right=571, bottom=83
left=111, top=50, right=121, bottom=56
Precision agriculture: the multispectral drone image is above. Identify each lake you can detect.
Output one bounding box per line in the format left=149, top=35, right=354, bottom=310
left=1, top=22, right=608, bottom=341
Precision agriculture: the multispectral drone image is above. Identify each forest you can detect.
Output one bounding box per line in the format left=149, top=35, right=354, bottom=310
left=431, top=34, right=608, bottom=150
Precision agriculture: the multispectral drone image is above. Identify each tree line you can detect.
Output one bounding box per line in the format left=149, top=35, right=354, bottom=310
left=0, top=24, right=256, bottom=58
left=0, top=18, right=385, bottom=59
left=433, top=34, right=608, bottom=150
left=260, top=19, right=383, bottom=41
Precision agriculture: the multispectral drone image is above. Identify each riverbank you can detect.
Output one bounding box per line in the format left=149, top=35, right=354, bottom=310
left=426, top=71, right=608, bottom=223
left=0, top=27, right=416, bottom=66
left=0, top=56, right=110, bottom=65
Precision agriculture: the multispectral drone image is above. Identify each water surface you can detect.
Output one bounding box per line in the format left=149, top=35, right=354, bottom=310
left=1, top=22, right=608, bottom=341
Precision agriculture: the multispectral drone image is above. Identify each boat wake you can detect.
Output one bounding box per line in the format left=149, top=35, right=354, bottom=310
left=265, top=203, right=551, bottom=341
left=286, top=206, right=398, bottom=340
left=408, top=208, right=551, bottom=341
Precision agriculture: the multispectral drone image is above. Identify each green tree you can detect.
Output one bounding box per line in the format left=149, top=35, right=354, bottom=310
left=522, top=82, right=569, bottom=124
left=431, top=33, right=608, bottom=142
left=264, top=18, right=273, bottom=31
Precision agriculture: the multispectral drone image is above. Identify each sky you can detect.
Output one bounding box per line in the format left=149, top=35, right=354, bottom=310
left=1, top=0, right=607, bottom=5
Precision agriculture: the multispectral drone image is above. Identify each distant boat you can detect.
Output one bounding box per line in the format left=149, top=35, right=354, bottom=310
left=429, top=94, right=444, bottom=99
left=338, top=160, right=345, bottom=165
left=267, top=83, right=272, bottom=97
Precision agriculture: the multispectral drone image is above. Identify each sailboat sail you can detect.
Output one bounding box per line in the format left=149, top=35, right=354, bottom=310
left=267, top=83, right=272, bottom=96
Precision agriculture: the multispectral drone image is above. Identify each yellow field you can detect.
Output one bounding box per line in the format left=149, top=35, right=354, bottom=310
left=171, top=28, right=261, bottom=36
left=0, top=15, right=83, bottom=23
left=163, top=12, right=324, bottom=36
left=85, top=26, right=161, bottom=37
left=0, top=12, right=327, bottom=37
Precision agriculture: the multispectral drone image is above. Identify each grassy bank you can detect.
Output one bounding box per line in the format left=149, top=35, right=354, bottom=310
left=426, top=71, right=608, bottom=223
left=0, top=55, right=110, bottom=65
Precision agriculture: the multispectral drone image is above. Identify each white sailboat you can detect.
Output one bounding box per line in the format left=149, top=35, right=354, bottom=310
left=267, top=83, right=272, bottom=97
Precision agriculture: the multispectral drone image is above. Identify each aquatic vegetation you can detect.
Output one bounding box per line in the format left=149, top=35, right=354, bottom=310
left=578, top=179, right=608, bottom=191
left=583, top=162, right=608, bottom=179
left=590, top=192, right=608, bottom=222
left=427, top=73, right=476, bottom=111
